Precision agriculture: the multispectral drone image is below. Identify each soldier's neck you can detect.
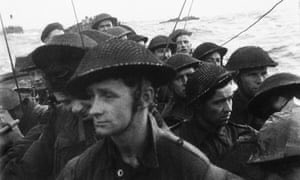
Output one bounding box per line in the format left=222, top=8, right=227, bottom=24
left=112, top=109, right=149, bottom=167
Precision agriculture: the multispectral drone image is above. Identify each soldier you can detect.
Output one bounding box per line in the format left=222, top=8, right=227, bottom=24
left=1, top=33, right=98, bottom=180
left=0, top=88, right=23, bottom=155
left=160, top=54, right=199, bottom=127
left=81, top=29, right=113, bottom=44
left=247, top=106, right=300, bottom=180
left=174, top=62, right=256, bottom=164
left=193, top=42, right=227, bottom=66
left=91, top=13, right=118, bottom=32
left=15, top=53, right=48, bottom=105
left=105, top=26, right=132, bottom=40
left=169, top=29, right=193, bottom=55
left=0, top=87, right=47, bottom=135
left=128, top=34, right=148, bottom=47
left=225, top=46, right=278, bottom=130
left=248, top=72, right=300, bottom=121
left=58, top=39, right=242, bottom=180
left=41, top=22, right=64, bottom=44
left=217, top=73, right=300, bottom=180
left=148, top=35, right=176, bottom=62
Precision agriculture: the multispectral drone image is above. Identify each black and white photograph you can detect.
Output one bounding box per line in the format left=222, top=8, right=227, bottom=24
left=0, top=0, right=299, bottom=179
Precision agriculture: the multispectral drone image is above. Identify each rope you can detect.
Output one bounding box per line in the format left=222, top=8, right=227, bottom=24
left=164, top=0, right=188, bottom=54
left=221, top=0, right=284, bottom=46
left=171, top=0, right=188, bottom=33
left=165, top=0, right=188, bottom=52
left=0, top=13, right=24, bottom=113
left=184, top=0, right=195, bottom=29
left=70, top=0, right=85, bottom=48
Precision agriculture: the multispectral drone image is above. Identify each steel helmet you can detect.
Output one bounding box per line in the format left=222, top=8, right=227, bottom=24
left=225, top=46, right=278, bottom=71
left=248, top=106, right=300, bottom=163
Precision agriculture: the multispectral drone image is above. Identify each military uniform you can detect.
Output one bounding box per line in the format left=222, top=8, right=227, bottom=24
left=18, top=99, right=48, bottom=135
left=230, top=90, right=265, bottom=130
left=174, top=118, right=256, bottom=164
left=58, top=115, right=242, bottom=180
left=1, top=104, right=97, bottom=180
left=160, top=95, right=192, bottom=128
left=0, top=33, right=98, bottom=180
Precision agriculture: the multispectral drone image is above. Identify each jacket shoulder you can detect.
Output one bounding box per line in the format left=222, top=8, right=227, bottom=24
left=58, top=140, right=104, bottom=180
left=228, top=122, right=258, bottom=143
left=157, top=130, right=243, bottom=180
left=158, top=129, right=210, bottom=162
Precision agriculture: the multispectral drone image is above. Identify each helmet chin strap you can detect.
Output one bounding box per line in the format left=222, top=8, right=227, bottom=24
left=114, top=80, right=146, bottom=136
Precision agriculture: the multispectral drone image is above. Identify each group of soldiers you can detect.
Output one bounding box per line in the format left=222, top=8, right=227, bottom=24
left=0, top=13, right=300, bottom=180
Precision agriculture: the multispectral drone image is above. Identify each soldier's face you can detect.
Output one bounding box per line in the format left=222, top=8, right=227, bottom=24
left=239, top=67, right=267, bottom=98
left=200, top=83, right=233, bottom=127
left=29, top=69, right=46, bottom=89
left=88, top=79, right=134, bottom=136
left=97, top=20, right=113, bottom=31
left=154, top=48, right=172, bottom=61
left=204, top=52, right=222, bottom=66
left=176, top=35, right=192, bottom=54
left=171, top=67, right=195, bottom=98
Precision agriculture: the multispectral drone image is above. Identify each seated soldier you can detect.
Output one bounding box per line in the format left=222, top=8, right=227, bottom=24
left=58, top=39, right=242, bottom=180
left=174, top=62, right=256, bottom=164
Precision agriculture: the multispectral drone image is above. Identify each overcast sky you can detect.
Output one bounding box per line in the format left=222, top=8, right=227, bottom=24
left=0, top=0, right=298, bottom=29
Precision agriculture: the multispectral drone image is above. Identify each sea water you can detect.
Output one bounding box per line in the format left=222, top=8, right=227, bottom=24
left=0, top=10, right=299, bottom=75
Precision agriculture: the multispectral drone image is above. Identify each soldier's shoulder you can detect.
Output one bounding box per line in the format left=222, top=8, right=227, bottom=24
left=158, top=129, right=210, bottom=162
left=228, top=122, right=258, bottom=143
left=59, top=139, right=105, bottom=179
left=228, top=121, right=257, bottom=131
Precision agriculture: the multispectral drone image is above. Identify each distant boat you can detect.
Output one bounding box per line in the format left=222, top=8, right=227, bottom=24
left=4, top=25, right=24, bottom=34
left=160, top=16, right=200, bottom=24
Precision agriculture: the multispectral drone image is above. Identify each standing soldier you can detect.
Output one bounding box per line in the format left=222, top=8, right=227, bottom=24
left=58, top=39, right=242, bottom=180
left=174, top=62, right=256, bottom=164
left=225, top=46, right=278, bottom=130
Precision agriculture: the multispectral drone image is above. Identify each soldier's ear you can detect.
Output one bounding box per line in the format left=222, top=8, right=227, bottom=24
left=141, top=86, right=154, bottom=107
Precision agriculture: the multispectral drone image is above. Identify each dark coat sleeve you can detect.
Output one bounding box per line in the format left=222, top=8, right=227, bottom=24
left=0, top=124, right=45, bottom=180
